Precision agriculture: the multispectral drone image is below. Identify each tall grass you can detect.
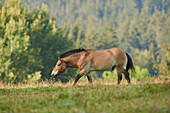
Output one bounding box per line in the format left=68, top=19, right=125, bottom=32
left=0, top=76, right=169, bottom=89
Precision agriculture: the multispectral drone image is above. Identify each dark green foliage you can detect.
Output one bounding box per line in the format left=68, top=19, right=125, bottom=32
left=0, top=1, right=74, bottom=83
left=97, top=23, right=118, bottom=49
left=156, top=44, right=170, bottom=76
left=26, top=4, right=74, bottom=80
left=0, top=0, right=169, bottom=83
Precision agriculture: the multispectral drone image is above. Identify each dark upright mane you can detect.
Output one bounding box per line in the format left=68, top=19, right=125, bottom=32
left=59, top=48, right=86, bottom=58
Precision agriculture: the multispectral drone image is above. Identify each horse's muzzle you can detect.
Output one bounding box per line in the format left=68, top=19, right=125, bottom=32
left=51, top=71, right=59, bottom=77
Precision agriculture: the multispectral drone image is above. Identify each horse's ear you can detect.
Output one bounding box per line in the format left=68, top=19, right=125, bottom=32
left=58, top=57, right=64, bottom=63
left=58, top=57, right=60, bottom=60
left=58, top=57, right=62, bottom=61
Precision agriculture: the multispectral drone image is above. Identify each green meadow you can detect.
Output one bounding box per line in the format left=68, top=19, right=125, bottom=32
left=0, top=83, right=169, bottom=113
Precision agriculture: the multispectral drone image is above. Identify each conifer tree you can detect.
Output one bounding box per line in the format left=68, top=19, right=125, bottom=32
left=0, top=0, right=30, bottom=82
left=98, top=23, right=118, bottom=49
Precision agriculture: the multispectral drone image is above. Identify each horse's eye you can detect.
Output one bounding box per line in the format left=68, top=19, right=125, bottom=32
left=58, top=63, right=62, bottom=66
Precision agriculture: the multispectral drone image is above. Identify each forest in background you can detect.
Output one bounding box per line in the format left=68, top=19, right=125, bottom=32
left=0, top=0, right=169, bottom=83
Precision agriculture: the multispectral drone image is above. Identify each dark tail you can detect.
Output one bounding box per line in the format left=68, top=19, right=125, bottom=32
left=126, top=52, right=135, bottom=72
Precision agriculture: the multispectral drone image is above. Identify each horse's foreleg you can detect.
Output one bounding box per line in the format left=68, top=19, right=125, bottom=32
left=73, top=69, right=87, bottom=86
left=73, top=74, right=83, bottom=85
left=86, top=74, right=93, bottom=85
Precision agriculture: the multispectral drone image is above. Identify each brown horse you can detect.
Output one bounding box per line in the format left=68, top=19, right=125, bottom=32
left=51, top=48, right=135, bottom=85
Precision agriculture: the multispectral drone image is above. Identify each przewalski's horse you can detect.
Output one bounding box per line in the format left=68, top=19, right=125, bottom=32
left=51, top=48, right=135, bottom=85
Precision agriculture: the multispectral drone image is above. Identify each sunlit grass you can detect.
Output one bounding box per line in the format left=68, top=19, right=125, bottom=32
left=0, top=76, right=169, bottom=89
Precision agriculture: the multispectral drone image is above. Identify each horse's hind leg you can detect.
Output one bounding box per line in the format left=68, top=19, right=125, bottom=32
left=122, top=68, right=131, bottom=84
left=116, top=66, right=123, bottom=84
left=112, top=65, right=116, bottom=71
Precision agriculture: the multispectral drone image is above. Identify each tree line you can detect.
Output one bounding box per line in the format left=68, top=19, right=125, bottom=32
left=0, top=0, right=169, bottom=83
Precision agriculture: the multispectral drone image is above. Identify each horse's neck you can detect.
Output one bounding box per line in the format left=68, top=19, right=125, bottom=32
left=63, top=55, right=80, bottom=68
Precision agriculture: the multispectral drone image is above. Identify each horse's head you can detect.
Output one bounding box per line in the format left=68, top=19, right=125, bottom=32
left=51, top=58, right=67, bottom=77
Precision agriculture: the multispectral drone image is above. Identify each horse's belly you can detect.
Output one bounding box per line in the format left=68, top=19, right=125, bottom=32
left=90, top=59, right=116, bottom=71
left=88, top=50, right=116, bottom=71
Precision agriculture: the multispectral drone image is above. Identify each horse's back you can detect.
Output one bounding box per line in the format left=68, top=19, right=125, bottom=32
left=109, top=48, right=126, bottom=58
left=109, top=48, right=126, bottom=66
left=85, top=48, right=126, bottom=71
left=86, top=48, right=126, bottom=59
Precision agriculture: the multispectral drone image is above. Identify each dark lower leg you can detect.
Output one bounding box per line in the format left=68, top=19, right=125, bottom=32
left=87, top=75, right=92, bottom=84
left=73, top=74, right=83, bottom=85
left=117, top=66, right=123, bottom=84
left=122, top=68, right=131, bottom=84
left=118, top=74, right=122, bottom=84
left=73, top=69, right=88, bottom=85
left=125, top=73, right=131, bottom=83
left=112, top=65, right=116, bottom=71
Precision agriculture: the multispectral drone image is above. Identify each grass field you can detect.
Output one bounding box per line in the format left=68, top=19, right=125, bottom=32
left=0, top=78, right=170, bottom=113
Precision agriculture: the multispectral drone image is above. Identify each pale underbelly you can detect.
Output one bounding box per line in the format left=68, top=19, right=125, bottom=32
left=89, top=61, right=116, bottom=72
